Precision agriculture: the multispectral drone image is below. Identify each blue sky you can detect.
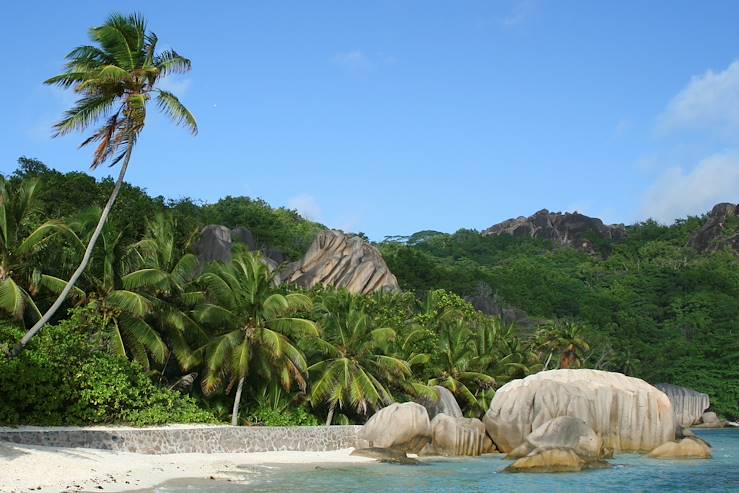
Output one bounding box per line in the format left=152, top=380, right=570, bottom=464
left=1, top=1, right=738, bottom=240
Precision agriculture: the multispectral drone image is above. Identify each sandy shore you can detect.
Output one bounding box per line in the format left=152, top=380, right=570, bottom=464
left=0, top=441, right=375, bottom=493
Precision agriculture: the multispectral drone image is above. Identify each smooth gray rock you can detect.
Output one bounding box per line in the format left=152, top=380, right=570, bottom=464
left=281, top=230, right=400, bottom=294
left=423, top=414, right=492, bottom=457
left=482, top=209, right=627, bottom=252
left=357, top=403, right=431, bottom=454
left=506, top=416, right=603, bottom=460
left=417, top=386, right=463, bottom=420
left=654, top=383, right=710, bottom=427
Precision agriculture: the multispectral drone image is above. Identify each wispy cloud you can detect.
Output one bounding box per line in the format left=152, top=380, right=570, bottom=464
left=158, top=76, right=191, bottom=97
left=501, top=0, right=535, bottom=28
left=331, top=51, right=395, bottom=71
left=288, top=193, right=322, bottom=221
left=657, top=59, right=739, bottom=136
left=641, top=152, right=739, bottom=223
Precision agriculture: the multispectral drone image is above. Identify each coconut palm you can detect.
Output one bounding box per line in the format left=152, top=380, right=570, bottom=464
left=125, top=214, right=206, bottom=371
left=427, top=320, right=495, bottom=415
left=12, top=12, right=197, bottom=357
left=307, top=307, right=411, bottom=425
left=195, top=252, right=317, bottom=425
left=0, top=176, right=83, bottom=323
left=536, top=321, right=591, bottom=369
left=76, top=215, right=167, bottom=369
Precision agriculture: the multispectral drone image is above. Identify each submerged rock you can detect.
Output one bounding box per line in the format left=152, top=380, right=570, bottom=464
left=505, top=447, right=611, bottom=473
left=647, top=437, right=712, bottom=459
left=350, top=447, right=422, bottom=464
left=484, top=369, right=674, bottom=454
left=357, top=402, right=431, bottom=453
left=654, top=383, right=710, bottom=428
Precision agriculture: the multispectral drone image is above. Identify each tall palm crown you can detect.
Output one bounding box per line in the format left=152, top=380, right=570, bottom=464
left=195, top=252, right=318, bottom=425
left=45, top=13, right=197, bottom=164
left=11, top=13, right=197, bottom=358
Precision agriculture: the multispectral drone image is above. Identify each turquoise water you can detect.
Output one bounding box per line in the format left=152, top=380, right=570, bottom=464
left=156, top=429, right=739, bottom=493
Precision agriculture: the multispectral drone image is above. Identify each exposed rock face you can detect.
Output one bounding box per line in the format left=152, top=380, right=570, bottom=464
left=483, top=369, right=674, bottom=454
left=194, top=225, right=267, bottom=267
left=695, top=411, right=724, bottom=428
left=647, top=437, right=712, bottom=459
left=281, top=230, right=399, bottom=294
left=654, top=383, right=710, bottom=428
left=421, top=414, right=491, bottom=457
left=690, top=203, right=739, bottom=253
left=357, top=403, right=431, bottom=453
left=507, top=416, right=603, bottom=460
left=416, top=386, right=463, bottom=420
left=505, top=448, right=611, bottom=473
left=482, top=209, right=627, bottom=252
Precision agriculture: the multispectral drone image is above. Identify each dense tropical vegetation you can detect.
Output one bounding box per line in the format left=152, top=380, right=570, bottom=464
left=0, top=158, right=736, bottom=425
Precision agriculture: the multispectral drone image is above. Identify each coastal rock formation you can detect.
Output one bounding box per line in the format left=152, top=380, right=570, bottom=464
left=690, top=202, right=739, bottom=253
left=281, top=230, right=399, bottom=294
left=482, top=209, right=627, bottom=252
left=505, top=448, right=611, bottom=473
left=483, top=369, right=674, bottom=454
left=416, top=386, right=463, bottom=419
left=647, top=437, right=712, bottom=459
left=695, top=411, right=724, bottom=428
left=357, top=403, right=431, bottom=453
left=506, top=416, right=603, bottom=460
left=421, top=414, right=492, bottom=457
left=194, top=225, right=274, bottom=269
left=654, top=383, right=710, bottom=427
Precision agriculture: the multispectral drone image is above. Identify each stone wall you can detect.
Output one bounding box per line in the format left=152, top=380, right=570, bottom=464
left=0, top=425, right=361, bottom=454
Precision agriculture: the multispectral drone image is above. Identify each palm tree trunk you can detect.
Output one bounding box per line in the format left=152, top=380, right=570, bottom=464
left=325, top=400, right=337, bottom=426
left=231, top=376, right=245, bottom=426
left=9, top=144, right=134, bottom=359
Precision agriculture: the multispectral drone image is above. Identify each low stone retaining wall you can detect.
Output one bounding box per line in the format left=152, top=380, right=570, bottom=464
left=0, top=425, right=362, bottom=454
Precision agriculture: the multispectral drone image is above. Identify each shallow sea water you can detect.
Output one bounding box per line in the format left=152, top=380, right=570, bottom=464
left=154, top=429, right=739, bottom=493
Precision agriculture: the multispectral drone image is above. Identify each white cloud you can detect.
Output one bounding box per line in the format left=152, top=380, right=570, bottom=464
left=641, top=152, right=739, bottom=223
left=332, top=50, right=371, bottom=70
left=158, top=76, right=191, bottom=97
left=658, top=60, right=739, bottom=135
left=288, top=193, right=321, bottom=221
left=501, top=0, right=534, bottom=28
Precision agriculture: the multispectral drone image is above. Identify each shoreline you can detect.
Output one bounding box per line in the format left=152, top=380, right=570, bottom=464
left=0, top=441, right=375, bottom=493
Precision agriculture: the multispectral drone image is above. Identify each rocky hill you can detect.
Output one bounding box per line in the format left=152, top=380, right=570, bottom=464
left=482, top=209, right=627, bottom=252
left=689, top=202, right=738, bottom=254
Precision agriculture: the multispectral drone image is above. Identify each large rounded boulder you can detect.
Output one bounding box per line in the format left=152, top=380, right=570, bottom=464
left=416, top=386, right=463, bottom=419
left=654, top=383, right=710, bottom=427
left=507, top=416, right=603, bottom=459
left=484, top=369, right=674, bottom=453
left=421, top=414, right=493, bottom=456
left=357, top=402, right=431, bottom=453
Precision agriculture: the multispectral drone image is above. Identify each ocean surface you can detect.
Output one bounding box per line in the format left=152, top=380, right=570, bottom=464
left=154, top=429, right=739, bottom=493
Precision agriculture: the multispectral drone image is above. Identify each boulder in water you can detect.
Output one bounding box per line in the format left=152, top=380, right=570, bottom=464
left=654, top=383, right=710, bottom=427
left=421, top=414, right=492, bottom=456
left=505, top=447, right=611, bottom=473
left=484, top=369, right=674, bottom=454
left=506, top=416, right=603, bottom=459
left=647, top=437, right=712, bottom=459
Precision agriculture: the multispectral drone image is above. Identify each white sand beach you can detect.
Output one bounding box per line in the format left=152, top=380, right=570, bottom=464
left=0, top=441, right=375, bottom=493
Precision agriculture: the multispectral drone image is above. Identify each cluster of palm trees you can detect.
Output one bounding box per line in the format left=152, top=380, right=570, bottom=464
left=0, top=172, right=598, bottom=425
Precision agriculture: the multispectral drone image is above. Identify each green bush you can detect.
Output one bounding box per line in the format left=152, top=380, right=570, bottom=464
left=0, top=309, right=218, bottom=426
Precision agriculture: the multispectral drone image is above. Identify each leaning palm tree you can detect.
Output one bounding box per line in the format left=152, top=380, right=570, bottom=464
left=11, top=12, right=196, bottom=357
left=307, top=308, right=411, bottom=425
left=0, top=176, right=83, bottom=322
left=195, top=252, right=318, bottom=426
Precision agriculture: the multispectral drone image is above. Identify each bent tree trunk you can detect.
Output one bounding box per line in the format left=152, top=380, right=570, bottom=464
left=9, top=145, right=134, bottom=358
left=231, top=376, right=246, bottom=426
left=325, top=400, right=337, bottom=426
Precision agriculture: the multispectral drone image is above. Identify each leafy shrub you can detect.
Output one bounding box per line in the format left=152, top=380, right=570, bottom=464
left=0, top=308, right=218, bottom=426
